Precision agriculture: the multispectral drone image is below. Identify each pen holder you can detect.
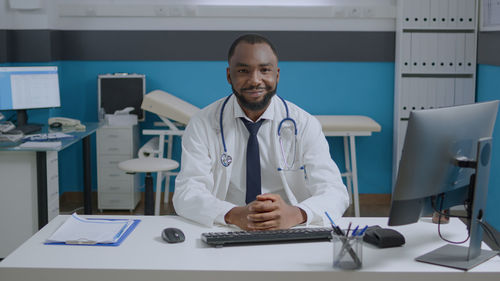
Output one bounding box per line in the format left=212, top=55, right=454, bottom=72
left=332, top=231, right=363, bottom=270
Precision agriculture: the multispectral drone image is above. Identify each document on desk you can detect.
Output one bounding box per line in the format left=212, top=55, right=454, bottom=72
left=19, top=141, right=62, bottom=148
left=45, top=213, right=139, bottom=246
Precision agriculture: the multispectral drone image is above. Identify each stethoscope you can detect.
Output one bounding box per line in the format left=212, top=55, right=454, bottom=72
left=219, top=94, right=298, bottom=170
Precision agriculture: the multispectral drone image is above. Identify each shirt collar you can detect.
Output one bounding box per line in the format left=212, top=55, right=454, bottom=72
left=232, top=94, right=276, bottom=122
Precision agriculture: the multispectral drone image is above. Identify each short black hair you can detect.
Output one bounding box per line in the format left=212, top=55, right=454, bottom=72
left=227, top=33, right=278, bottom=62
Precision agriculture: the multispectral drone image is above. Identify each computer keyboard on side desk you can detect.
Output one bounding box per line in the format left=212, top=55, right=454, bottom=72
left=201, top=227, right=333, bottom=247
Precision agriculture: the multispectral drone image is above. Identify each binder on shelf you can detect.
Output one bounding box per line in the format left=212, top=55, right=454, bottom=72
left=436, top=78, right=455, bottom=108
left=448, top=33, right=457, bottom=73
left=402, top=0, right=417, bottom=29
left=400, top=78, right=411, bottom=119
left=454, top=78, right=475, bottom=105
left=426, top=78, right=438, bottom=110
left=45, top=213, right=140, bottom=246
left=448, top=0, right=459, bottom=28
left=438, top=0, right=449, bottom=28
left=400, top=33, right=412, bottom=73
left=465, top=33, right=475, bottom=73
left=411, top=33, right=425, bottom=73
left=427, top=33, right=439, bottom=73
left=455, top=33, right=466, bottom=73
left=463, top=0, right=475, bottom=29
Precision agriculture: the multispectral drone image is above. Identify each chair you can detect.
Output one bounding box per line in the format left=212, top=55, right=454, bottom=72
left=118, top=158, right=178, bottom=215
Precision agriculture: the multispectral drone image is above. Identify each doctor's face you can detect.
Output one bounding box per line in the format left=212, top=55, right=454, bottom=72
left=227, top=42, right=280, bottom=113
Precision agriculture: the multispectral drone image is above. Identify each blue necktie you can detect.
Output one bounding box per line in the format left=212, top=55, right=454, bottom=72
left=240, top=118, right=264, bottom=204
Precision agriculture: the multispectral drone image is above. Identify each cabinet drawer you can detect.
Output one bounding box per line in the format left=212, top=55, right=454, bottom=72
left=99, top=179, right=132, bottom=193
left=99, top=165, right=131, bottom=182
left=98, top=192, right=136, bottom=209
left=98, top=129, right=133, bottom=155
left=99, top=155, right=131, bottom=168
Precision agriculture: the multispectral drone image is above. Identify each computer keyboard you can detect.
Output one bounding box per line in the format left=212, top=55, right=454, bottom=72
left=201, top=227, right=333, bottom=247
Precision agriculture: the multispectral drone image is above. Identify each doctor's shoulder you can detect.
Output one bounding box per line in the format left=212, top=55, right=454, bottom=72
left=285, top=101, right=320, bottom=132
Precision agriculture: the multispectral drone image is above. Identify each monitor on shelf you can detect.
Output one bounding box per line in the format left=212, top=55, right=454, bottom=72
left=388, top=100, right=499, bottom=270
left=0, top=66, right=61, bottom=133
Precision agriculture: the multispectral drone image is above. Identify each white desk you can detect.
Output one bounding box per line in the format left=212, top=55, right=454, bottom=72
left=315, top=115, right=381, bottom=217
left=0, top=123, right=99, bottom=258
left=1, top=216, right=498, bottom=281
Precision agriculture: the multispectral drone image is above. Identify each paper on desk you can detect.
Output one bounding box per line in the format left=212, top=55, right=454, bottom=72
left=46, top=213, right=133, bottom=244
left=19, top=141, right=62, bottom=148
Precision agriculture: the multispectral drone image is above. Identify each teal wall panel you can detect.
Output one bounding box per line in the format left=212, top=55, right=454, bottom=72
left=476, top=64, right=500, bottom=231
left=1, top=61, right=394, bottom=195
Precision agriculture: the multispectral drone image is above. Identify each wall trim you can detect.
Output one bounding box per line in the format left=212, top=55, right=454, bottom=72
left=0, top=30, right=395, bottom=62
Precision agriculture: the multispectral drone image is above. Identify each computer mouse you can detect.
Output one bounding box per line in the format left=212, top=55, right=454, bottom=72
left=161, top=227, right=185, bottom=243
left=49, top=122, right=62, bottom=129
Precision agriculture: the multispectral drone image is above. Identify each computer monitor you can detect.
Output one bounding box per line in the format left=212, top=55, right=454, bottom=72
left=0, top=66, right=61, bottom=133
left=388, top=100, right=499, bottom=270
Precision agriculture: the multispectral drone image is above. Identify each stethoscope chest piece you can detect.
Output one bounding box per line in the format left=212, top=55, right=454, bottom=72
left=220, top=152, right=232, bottom=167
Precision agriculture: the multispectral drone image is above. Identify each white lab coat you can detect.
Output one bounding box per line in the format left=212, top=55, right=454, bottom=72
left=173, top=95, right=349, bottom=227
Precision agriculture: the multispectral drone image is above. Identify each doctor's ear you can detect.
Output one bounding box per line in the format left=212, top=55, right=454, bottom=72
left=226, top=67, right=232, bottom=84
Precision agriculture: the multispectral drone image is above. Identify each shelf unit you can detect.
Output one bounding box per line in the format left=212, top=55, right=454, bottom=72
left=393, top=0, right=479, bottom=185
left=97, top=124, right=140, bottom=211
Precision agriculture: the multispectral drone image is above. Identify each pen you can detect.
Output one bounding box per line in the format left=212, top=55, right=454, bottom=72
left=357, top=225, right=369, bottom=236
left=324, top=212, right=344, bottom=236
left=346, top=222, right=352, bottom=237
left=351, top=225, right=359, bottom=236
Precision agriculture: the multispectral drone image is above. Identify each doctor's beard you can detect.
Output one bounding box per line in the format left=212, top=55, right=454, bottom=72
left=232, top=84, right=277, bottom=112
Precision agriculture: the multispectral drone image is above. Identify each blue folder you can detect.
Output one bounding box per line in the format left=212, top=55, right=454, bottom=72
left=44, top=218, right=141, bottom=247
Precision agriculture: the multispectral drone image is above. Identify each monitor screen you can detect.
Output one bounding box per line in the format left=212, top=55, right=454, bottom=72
left=0, top=66, right=61, bottom=111
left=98, top=74, right=145, bottom=121
left=389, top=101, right=498, bottom=227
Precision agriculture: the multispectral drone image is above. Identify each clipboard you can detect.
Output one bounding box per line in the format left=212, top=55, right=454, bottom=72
left=44, top=218, right=141, bottom=247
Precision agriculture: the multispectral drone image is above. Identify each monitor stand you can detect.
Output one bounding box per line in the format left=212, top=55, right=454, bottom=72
left=416, top=138, right=499, bottom=270
left=16, top=109, right=42, bottom=134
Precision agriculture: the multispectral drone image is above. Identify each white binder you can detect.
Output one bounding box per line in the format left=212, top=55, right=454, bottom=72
left=426, top=78, right=438, bottom=110
left=436, top=78, right=455, bottom=108
left=455, top=33, right=466, bottom=73
left=400, top=33, right=412, bottom=73
left=463, top=0, right=476, bottom=29
left=427, top=33, right=439, bottom=73
left=454, top=78, right=475, bottom=105
left=448, top=0, right=459, bottom=28
left=400, top=78, right=411, bottom=119
left=464, top=33, right=475, bottom=73
left=402, top=0, right=417, bottom=29
left=417, top=0, right=431, bottom=28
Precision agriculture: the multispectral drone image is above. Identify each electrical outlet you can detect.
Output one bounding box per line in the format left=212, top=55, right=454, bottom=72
left=154, top=6, right=167, bottom=16
left=347, top=7, right=362, bottom=18
left=363, top=7, right=375, bottom=18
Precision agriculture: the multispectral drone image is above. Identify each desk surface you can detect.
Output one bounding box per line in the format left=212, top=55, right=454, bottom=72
left=0, top=122, right=99, bottom=152
left=1, top=216, right=498, bottom=281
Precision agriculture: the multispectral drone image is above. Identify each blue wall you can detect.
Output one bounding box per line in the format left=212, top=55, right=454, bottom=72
left=476, top=64, right=500, bottom=230
left=2, top=60, right=500, bottom=231
left=1, top=60, right=395, bottom=194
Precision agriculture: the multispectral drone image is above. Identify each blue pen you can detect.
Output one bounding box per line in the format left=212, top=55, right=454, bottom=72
left=324, top=211, right=336, bottom=227
left=324, top=212, right=344, bottom=236
left=357, top=225, right=369, bottom=236
left=351, top=225, right=359, bottom=236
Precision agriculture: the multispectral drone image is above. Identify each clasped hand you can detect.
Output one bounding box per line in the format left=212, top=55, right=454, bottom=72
left=225, top=194, right=306, bottom=231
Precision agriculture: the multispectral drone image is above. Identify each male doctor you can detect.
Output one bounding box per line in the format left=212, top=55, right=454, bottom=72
left=173, top=34, right=349, bottom=231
